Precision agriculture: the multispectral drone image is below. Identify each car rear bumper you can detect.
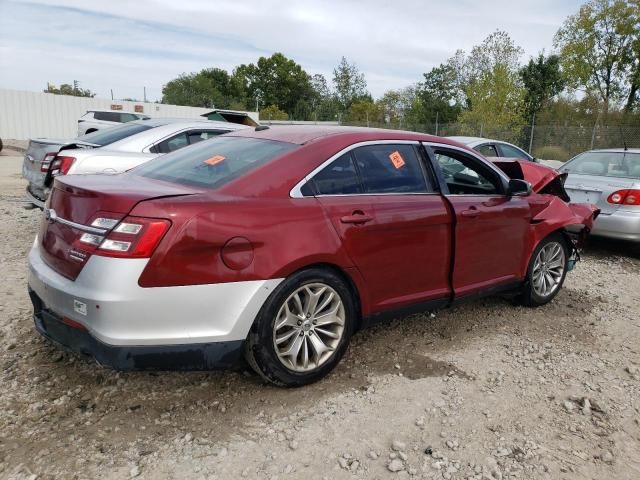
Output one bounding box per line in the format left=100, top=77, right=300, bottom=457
left=25, top=185, right=46, bottom=210
left=591, top=210, right=640, bottom=241
left=27, top=241, right=283, bottom=349
left=31, top=289, right=245, bottom=370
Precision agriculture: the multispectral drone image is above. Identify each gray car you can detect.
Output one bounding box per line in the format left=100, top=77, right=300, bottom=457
left=561, top=149, right=640, bottom=242
left=22, top=118, right=248, bottom=208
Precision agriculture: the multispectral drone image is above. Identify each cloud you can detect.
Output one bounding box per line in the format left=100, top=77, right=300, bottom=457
left=0, top=0, right=582, bottom=102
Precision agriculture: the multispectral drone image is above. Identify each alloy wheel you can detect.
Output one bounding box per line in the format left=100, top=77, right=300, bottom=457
left=532, top=241, right=565, bottom=298
left=272, top=283, right=345, bottom=372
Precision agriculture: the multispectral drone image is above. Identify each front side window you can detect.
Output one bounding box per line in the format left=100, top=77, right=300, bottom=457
left=434, top=149, right=501, bottom=195
left=499, top=143, right=531, bottom=160
left=563, top=151, right=640, bottom=179
left=352, top=144, right=428, bottom=194
left=135, top=137, right=297, bottom=189
left=120, top=113, right=138, bottom=123
left=475, top=144, right=499, bottom=157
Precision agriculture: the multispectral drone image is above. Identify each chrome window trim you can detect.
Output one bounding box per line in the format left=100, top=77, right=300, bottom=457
left=289, top=140, right=425, bottom=198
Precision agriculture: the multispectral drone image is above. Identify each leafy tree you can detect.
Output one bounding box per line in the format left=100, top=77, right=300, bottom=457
left=458, top=64, right=526, bottom=141
left=554, top=0, right=638, bottom=115
left=235, top=53, right=314, bottom=117
left=44, top=83, right=95, bottom=98
left=624, top=1, right=640, bottom=112
left=259, top=104, right=289, bottom=121
left=162, top=68, right=246, bottom=109
left=413, top=63, right=464, bottom=125
left=378, top=87, right=420, bottom=124
left=332, top=57, right=369, bottom=112
left=520, top=54, right=566, bottom=122
left=345, top=99, right=383, bottom=123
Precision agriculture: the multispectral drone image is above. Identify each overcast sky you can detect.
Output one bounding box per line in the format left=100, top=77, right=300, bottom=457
left=0, top=0, right=583, bottom=104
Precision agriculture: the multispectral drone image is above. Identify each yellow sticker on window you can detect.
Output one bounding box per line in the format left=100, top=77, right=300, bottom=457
left=389, top=151, right=406, bottom=169
left=203, top=155, right=225, bottom=166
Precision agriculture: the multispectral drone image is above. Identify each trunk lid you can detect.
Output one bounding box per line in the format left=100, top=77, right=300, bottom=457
left=39, top=173, right=201, bottom=280
left=22, top=139, right=69, bottom=198
left=563, top=173, right=638, bottom=215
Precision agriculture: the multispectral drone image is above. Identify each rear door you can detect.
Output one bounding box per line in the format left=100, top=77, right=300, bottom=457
left=425, top=144, right=531, bottom=297
left=306, top=142, right=452, bottom=313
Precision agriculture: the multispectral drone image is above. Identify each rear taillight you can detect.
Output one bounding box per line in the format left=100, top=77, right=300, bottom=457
left=79, top=216, right=170, bottom=258
left=607, top=189, right=640, bottom=206
left=40, top=152, right=58, bottom=172
left=50, top=156, right=76, bottom=176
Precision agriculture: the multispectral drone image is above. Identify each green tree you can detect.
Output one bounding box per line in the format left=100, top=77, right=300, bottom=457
left=413, top=63, right=464, bottom=125
left=161, top=68, right=246, bottom=108
left=345, top=99, right=383, bottom=123
left=554, top=0, right=638, bottom=115
left=458, top=64, right=526, bottom=141
left=332, top=56, right=369, bottom=112
left=520, top=53, right=566, bottom=122
left=45, top=83, right=95, bottom=98
left=235, top=53, right=314, bottom=117
left=259, top=104, right=289, bottom=121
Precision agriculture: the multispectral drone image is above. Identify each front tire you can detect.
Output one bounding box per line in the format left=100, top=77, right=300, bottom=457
left=245, top=268, right=355, bottom=387
left=520, top=233, right=569, bottom=307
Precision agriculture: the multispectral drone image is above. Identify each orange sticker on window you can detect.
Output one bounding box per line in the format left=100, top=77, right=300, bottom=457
left=203, top=155, right=225, bottom=166
left=389, top=151, right=406, bottom=169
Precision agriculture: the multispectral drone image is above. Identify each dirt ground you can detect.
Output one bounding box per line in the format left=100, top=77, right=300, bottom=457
left=1, top=150, right=639, bottom=480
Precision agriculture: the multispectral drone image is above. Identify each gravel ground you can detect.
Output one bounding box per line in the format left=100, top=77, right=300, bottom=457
left=1, top=152, right=639, bottom=480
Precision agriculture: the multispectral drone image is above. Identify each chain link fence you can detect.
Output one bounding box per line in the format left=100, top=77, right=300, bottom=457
left=342, top=120, right=640, bottom=161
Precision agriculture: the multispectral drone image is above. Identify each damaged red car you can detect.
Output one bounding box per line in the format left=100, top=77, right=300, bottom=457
left=28, top=127, right=599, bottom=386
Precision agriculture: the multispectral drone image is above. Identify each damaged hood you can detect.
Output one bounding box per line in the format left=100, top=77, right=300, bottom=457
left=492, top=159, right=564, bottom=192
left=493, top=159, right=571, bottom=202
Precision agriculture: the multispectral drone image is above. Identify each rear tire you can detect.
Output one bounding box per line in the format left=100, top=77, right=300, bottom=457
left=520, top=233, right=569, bottom=307
left=245, top=268, right=355, bottom=387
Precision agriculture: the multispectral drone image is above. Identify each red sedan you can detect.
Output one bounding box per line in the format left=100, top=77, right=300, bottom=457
left=28, top=127, right=598, bottom=386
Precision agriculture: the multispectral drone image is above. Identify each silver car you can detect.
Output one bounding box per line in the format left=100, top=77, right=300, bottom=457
left=561, top=149, right=640, bottom=242
left=448, top=136, right=536, bottom=162
left=22, top=118, right=248, bottom=208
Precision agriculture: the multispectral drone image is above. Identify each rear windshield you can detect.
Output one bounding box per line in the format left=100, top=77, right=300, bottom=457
left=77, top=123, right=152, bottom=146
left=133, top=136, right=297, bottom=189
left=564, top=151, right=640, bottom=179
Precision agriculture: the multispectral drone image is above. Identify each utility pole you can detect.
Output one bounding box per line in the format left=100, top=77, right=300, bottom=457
left=435, top=111, right=439, bottom=136
left=143, top=86, right=147, bottom=103
left=110, top=89, right=114, bottom=100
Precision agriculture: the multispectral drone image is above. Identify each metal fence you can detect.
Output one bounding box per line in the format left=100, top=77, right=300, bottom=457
left=342, top=121, right=640, bottom=161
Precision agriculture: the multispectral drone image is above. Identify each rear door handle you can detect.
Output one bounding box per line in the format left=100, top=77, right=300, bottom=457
left=340, top=211, right=373, bottom=224
left=461, top=207, right=480, bottom=218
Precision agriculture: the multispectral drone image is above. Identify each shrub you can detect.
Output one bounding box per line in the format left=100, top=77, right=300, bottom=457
left=533, top=145, right=569, bottom=162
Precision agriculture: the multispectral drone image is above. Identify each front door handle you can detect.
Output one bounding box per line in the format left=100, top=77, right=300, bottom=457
left=461, top=207, right=480, bottom=218
left=340, top=210, right=373, bottom=224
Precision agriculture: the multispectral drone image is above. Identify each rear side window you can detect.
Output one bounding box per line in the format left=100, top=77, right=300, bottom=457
left=77, top=123, right=152, bottom=146
left=152, top=133, right=189, bottom=153
left=94, top=111, right=122, bottom=122
left=475, top=144, right=498, bottom=157
left=353, top=144, right=428, bottom=193
left=312, top=153, right=362, bottom=195
left=188, top=130, right=227, bottom=144
left=135, top=137, right=297, bottom=189
left=120, top=113, right=138, bottom=123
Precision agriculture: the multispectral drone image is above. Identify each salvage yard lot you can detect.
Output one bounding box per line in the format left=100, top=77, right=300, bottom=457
left=1, top=152, right=639, bottom=479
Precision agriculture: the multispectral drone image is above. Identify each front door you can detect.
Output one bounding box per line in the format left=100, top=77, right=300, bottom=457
left=426, top=145, right=531, bottom=297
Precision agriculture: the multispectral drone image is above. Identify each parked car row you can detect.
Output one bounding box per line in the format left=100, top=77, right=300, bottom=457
left=22, top=117, right=249, bottom=208
left=26, top=124, right=601, bottom=386
left=77, top=109, right=150, bottom=136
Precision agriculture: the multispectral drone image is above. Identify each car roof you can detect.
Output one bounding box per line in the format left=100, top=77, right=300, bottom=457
left=586, top=148, right=640, bottom=154
left=131, top=118, right=249, bottom=129
left=86, top=109, right=147, bottom=114
left=447, top=136, right=504, bottom=147
left=226, top=125, right=461, bottom=146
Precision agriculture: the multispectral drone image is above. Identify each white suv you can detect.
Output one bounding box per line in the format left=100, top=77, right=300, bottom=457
left=77, top=110, right=150, bottom=136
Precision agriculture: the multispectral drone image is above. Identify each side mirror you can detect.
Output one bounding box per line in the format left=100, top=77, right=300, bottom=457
left=508, top=178, right=532, bottom=197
